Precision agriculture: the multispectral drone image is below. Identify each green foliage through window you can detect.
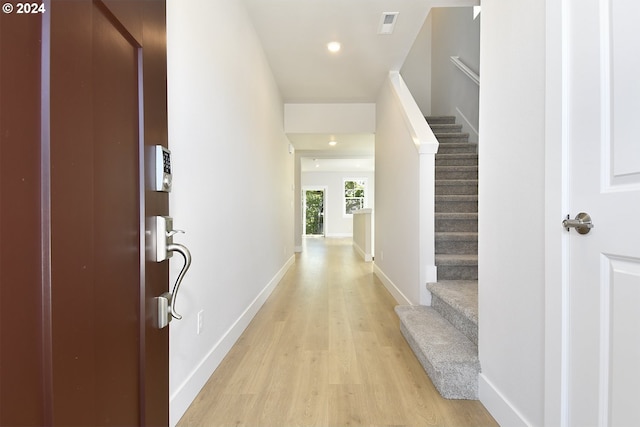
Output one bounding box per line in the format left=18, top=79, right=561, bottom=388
left=344, top=179, right=366, bottom=215
left=305, top=190, right=324, bottom=235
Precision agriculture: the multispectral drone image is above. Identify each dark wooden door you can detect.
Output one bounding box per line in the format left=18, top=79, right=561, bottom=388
left=0, top=1, right=169, bottom=425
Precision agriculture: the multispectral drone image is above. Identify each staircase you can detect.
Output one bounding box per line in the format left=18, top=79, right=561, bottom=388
left=395, top=116, right=480, bottom=400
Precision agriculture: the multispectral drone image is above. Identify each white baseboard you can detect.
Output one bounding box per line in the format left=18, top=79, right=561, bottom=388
left=169, top=255, right=295, bottom=426
left=353, top=242, right=373, bottom=262
left=479, top=373, right=531, bottom=427
left=373, top=263, right=412, bottom=305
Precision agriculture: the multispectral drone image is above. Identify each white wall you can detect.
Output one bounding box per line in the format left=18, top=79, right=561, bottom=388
left=166, top=1, right=294, bottom=425
left=477, top=1, right=545, bottom=426
left=431, top=7, right=480, bottom=142
left=301, top=171, right=374, bottom=237
left=374, top=79, right=423, bottom=305
left=400, top=14, right=433, bottom=116
left=284, top=103, right=376, bottom=134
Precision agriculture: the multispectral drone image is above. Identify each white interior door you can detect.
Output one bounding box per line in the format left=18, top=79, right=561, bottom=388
left=566, top=0, right=640, bottom=425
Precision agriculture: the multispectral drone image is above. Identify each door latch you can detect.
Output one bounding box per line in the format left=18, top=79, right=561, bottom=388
left=562, top=212, right=594, bottom=234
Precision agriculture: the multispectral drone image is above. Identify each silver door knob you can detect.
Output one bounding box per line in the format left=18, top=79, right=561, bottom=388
left=562, top=212, right=594, bottom=234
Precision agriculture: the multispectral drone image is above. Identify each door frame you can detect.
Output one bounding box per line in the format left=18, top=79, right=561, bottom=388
left=302, top=186, right=327, bottom=237
left=544, top=0, right=569, bottom=425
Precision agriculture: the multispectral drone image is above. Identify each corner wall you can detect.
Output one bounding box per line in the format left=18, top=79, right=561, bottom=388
left=166, top=1, right=294, bottom=425
left=374, top=79, right=422, bottom=305
left=477, top=1, right=545, bottom=425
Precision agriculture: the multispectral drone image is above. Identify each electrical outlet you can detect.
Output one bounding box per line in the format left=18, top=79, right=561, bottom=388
left=197, top=310, right=204, bottom=335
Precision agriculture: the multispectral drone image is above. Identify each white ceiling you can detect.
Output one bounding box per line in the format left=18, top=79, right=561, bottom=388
left=300, top=157, right=375, bottom=173
left=243, top=0, right=436, bottom=103
left=287, top=133, right=374, bottom=154
left=243, top=0, right=476, bottom=168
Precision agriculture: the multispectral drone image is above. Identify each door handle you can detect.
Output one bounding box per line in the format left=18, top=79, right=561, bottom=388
left=562, top=212, right=594, bottom=234
left=164, top=242, right=191, bottom=321
left=151, top=216, right=192, bottom=329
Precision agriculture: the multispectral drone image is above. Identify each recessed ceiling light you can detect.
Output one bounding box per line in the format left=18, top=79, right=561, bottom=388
left=327, top=42, right=341, bottom=53
left=329, top=140, right=337, bottom=146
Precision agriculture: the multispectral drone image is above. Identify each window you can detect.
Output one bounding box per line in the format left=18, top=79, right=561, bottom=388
left=343, top=178, right=366, bottom=215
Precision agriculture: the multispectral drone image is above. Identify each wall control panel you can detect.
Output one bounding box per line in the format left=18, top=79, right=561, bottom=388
left=154, top=145, right=172, bottom=192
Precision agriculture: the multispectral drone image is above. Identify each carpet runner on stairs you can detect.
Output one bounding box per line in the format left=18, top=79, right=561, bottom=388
left=395, top=115, right=480, bottom=400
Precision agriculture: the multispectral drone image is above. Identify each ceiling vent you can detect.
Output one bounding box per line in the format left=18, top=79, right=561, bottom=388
left=378, top=12, right=399, bottom=35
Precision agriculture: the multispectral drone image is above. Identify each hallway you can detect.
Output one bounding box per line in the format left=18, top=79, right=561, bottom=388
left=177, top=238, right=497, bottom=426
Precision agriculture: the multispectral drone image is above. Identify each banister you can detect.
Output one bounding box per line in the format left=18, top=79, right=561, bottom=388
left=388, top=72, right=439, bottom=154
left=450, top=56, right=480, bottom=86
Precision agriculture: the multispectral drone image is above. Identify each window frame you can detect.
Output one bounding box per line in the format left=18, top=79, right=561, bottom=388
left=342, top=177, right=368, bottom=217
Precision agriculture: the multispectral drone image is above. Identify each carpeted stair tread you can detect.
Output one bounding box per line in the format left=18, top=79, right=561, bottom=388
left=398, top=115, right=480, bottom=401
left=435, top=180, right=478, bottom=195
left=434, top=132, right=471, bottom=143
left=435, top=254, right=478, bottom=265
left=435, top=232, right=478, bottom=255
left=436, top=153, right=478, bottom=166
left=425, top=115, right=456, bottom=125
left=435, top=213, right=478, bottom=232
left=395, top=305, right=479, bottom=399
left=435, top=195, right=478, bottom=202
left=436, top=143, right=477, bottom=155
left=427, top=280, right=478, bottom=327
left=435, top=231, right=478, bottom=240
left=436, top=166, right=478, bottom=180
left=436, top=212, right=478, bottom=219
left=430, top=123, right=463, bottom=133
left=435, top=195, right=478, bottom=213
left=436, top=166, right=478, bottom=172
left=435, top=255, right=478, bottom=280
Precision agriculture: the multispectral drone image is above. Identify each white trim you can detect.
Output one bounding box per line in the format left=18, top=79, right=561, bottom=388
left=353, top=242, right=373, bottom=262
left=544, top=0, right=570, bottom=425
left=373, top=262, right=413, bottom=305
left=342, top=177, right=368, bottom=217
left=479, top=374, right=531, bottom=427
left=169, top=255, right=295, bottom=426
left=387, top=72, right=439, bottom=155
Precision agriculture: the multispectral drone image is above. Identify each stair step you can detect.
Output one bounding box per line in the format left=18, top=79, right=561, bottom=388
left=427, top=281, right=478, bottom=345
left=435, top=166, right=478, bottom=180
left=436, top=213, right=478, bottom=232
left=435, top=179, right=478, bottom=195
left=435, top=232, right=478, bottom=255
left=429, top=123, right=463, bottom=133
left=436, top=254, right=478, bottom=280
left=436, top=143, right=477, bottom=155
left=436, top=153, right=478, bottom=167
left=395, top=305, right=479, bottom=399
left=425, top=115, right=456, bottom=125
left=435, top=195, right=478, bottom=213
left=435, top=132, right=470, bottom=143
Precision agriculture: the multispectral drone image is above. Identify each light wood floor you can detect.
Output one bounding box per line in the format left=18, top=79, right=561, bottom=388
left=177, top=238, right=498, bottom=427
